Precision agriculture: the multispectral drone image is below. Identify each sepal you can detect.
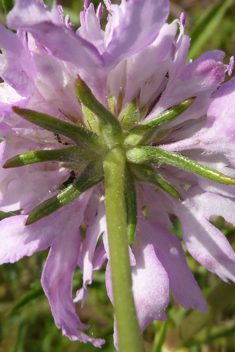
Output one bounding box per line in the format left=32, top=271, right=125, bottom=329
left=82, top=104, right=99, bottom=133
left=124, top=98, right=195, bottom=146
left=130, top=163, right=181, bottom=199
left=75, top=77, right=122, bottom=142
left=59, top=161, right=89, bottom=171
left=12, top=107, right=106, bottom=153
left=2, top=0, right=14, bottom=14
left=3, top=147, right=97, bottom=168
left=127, top=146, right=235, bottom=185
left=120, top=100, right=140, bottom=131
left=26, top=161, right=104, bottom=225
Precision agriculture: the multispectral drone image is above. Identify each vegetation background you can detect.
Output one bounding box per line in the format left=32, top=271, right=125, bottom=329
left=0, top=0, right=235, bottom=351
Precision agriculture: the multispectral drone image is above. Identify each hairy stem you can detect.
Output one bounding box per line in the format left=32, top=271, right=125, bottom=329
left=103, top=147, right=145, bottom=352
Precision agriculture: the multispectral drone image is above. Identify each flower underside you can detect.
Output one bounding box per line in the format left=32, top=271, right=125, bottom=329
left=4, top=77, right=235, bottom=245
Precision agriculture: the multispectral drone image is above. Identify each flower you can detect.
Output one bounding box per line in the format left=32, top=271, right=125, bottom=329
left=1, top=0, right=235, bottom=348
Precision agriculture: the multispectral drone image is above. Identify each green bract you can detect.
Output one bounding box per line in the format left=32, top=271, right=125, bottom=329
left=7, top=77, right=235, bottom=241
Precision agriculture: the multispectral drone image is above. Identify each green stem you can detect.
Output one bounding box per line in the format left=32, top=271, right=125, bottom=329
left=103, top=147, right=145, bottom=352
left=152, top=321, right=168, bottom=352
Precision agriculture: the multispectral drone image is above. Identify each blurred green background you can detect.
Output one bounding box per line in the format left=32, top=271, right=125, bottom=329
left=1, top=1, right=235, bottom=351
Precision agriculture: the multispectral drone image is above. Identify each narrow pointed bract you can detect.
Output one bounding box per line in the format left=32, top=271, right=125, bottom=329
left=127, top=147, right=235, bottom=185
left=3, top=147, right=97, bottom=168
left=124, top=98, right=195, bottom=146
left=131, top=163, right=181, bottom=199
left=26, top=161, right=104, bottom=225
left=13, top=107, right=106, bottom=153
left=75, top=76, right=122, bottom=143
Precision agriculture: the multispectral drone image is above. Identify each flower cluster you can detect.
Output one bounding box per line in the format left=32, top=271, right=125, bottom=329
left=1, top=0, right=235, bottom=348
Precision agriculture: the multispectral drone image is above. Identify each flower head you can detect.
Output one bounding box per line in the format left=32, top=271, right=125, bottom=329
left=1, top=0, right=235, bottom=348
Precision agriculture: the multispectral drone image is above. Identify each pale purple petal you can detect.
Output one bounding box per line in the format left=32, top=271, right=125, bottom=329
left=96, top=3, right=104, bottom=21
left=138, top=216, right=207, bottom=312
left=137, top=184, right=173, bottom=226
left=189, top=153, right=235, bottom=199
left=161, top=77, right=235, bottom=164
left=93, top=242, right=107, bottom=270
left=103, top=0, right=170, bottom=66
left=41, top=191, right=104, bottom=346
left=0, top=82, right=30, bottom=120
left=31, top=53, right=83, bottom=119
left=0, top=198, right=82, bottom=264
left=0, top=139, right=6, bottom=164
left=106, top=221, right=169, bottom=349
left=0, top=167, right=68, bottom=213
left=0, top=215, right=51, bottom=264
left=228, top=56, right=234, bottom=76
left=102, top=226, right=136, bottom=265
left=0, top=23, right=35, bottom=96
left=122, top=21, right=178, bottom=107
left=148, top=51, right=226, bottom=119
left=7, top=0, right=102, bottom=65
left=84, top=0, right=90, bottom=11
left=7, top=0, right=108, bottom=105
left=75, top=200, right=106, bottom=304
left=83, top=187, right=103, bottom=225
left=77, top=3, right=104, bottom=55
left=131, top=238, right=169, bottom=329
left=173, top=187, right=235, bottom=282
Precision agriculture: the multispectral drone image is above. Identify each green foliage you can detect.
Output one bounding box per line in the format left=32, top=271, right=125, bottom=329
left=188, top=0, right=234, bottom=59
left=1, top=0, right=14, bottom=14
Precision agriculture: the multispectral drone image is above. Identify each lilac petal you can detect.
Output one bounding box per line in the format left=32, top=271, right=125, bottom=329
left=65, top=14, right=74, bottom=31
left=162, top=77, right=235, bottom=164
left=0, top=139, right=6, bottom=164
left=105, top=261, right=112, bottom=303
left=77, top=3, right=104, bottom=55
left=57, top=5, right=74, bottom=30
left=148, top=50, right=226, bottom=119
left=0, top=98, right=29, bottom=121
left=0, top=198, right=80, bottom=264
left=80, top=11, right=86, bottom=26
left=190, top=154, right=235, bottom=199
left=0, top=168, right=68, bottom=213
left=173, top=187, right=235, bottom=282
left=75, top=201, right=106, bottom=305
left=103, top=0, right=169, bottom=66
left=0, top=82, right=29, bottom=109
left=131, top=238, right=169, bottom=329
left=102, top=226, right=136, bottom=265
left=0, top=23, right=35, bottom=97
left=73, top=242, right=107, bottom=305
left=96, top=3, right=104, bottom=21
left=138, top=216, right=207, bottom=312
left=0, top=215, right=50, bottom=264
left=84, top=0, right=90, bottom=11
left=83, top=187, right=102, bottom=225
left=31, top=53, right=82, bottom=119
left=123, top=21, right=178, bottom=106
left=7, top=1, right=102, bottom=65
left=137, top=184, right=173, bottom=226
left=228, top=56, right=234, bottom=76
left=41, top=191, right=104, bottom=347
left=93, top=242, right=107, bottom=270
left=7, top=0, right=108, bottom=105
left=106, top=226, right=169, bottom=347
